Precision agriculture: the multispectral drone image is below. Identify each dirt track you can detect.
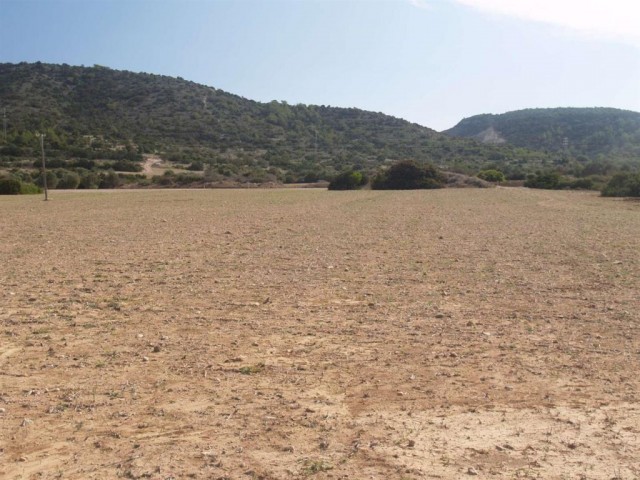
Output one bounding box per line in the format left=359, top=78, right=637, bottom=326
left=0, top=188, right=638, bottom=479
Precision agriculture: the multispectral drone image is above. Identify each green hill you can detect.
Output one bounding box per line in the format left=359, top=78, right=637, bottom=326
left=1, top=62, right=562, bottom=186
left=444, top=108, right=640, bottom=165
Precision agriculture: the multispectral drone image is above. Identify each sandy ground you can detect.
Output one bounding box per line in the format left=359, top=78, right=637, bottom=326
left=0, top=188, right=638, bottom=479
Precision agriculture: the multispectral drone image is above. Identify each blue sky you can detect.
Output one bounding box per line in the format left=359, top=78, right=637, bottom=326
left=1, top=0, right=638, bottom=130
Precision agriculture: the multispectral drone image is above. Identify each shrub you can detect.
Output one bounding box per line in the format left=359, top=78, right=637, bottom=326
left=36, top=171, right=59, bottom=189
left=187, top=161, right=204, bottom=171
left=524, top=171, right=561, bottom=189
left=601, top=172, right=640, bottom=197
left=20, top=183, right=42, bottom=194
left=477, top=169, right=506, bottom=183
left=111, top=160, right=143, bottom=172
left=372, top=160, right=443, bottom=190
left=57, top=171, right=81, bottom=189
left=442, top=171, right=491, bottom=188
left=328, top=170, right=368, bottom=190
left=0, top=177, right=22, bottom=195
left=99, top=170, right=121, bottom=189
left=566, top=177, right=595, bottom=190
left=78, top=170, right=100, bottom=189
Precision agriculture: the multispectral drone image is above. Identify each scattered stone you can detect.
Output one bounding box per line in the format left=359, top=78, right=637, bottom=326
left=136, top=334, right=144, bottom=339
left=19, top=456, right=27, bottom=462
left=153, top=345, right=161, bottom=353
left=0, top=407, right=5, bottom=414
left=21, top=418, right=33, bottom=427
left=435, top=313, right=445, bottom=319
left=467, top=467, right=478, bottom=475
left=142, top=356, right=149, bottom=362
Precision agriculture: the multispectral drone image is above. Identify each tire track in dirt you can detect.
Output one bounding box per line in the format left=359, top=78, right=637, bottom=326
left=0, top=346, right=20, bottom=367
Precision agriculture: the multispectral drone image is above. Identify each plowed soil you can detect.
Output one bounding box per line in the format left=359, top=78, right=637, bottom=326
left=1, top=188, right=638, bottom=479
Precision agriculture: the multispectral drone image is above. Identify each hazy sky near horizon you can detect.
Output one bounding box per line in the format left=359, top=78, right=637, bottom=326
left=1, top=0, right=639, bottom=130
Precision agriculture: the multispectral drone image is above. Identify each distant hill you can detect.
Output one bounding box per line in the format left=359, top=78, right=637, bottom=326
left=0, top=62, right=559, bottom=184
left=444, top=108, right=640, bottom=163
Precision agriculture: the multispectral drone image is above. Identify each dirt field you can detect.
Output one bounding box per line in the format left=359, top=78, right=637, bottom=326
left=1, top=188, right=638, bottom=479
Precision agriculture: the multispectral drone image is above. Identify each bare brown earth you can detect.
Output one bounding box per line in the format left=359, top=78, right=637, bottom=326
left=0, top=188, right=638, bottom=479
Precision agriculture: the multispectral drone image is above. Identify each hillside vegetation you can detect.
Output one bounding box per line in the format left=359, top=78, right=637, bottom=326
left=444, top=107, right=640, bottom=168
left=1, top=62, right=559, bottom=186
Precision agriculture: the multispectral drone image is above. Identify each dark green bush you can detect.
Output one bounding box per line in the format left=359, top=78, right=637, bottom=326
left=477, top=169, right=506, bottom=183
left=328, top=170, right=367, bottom=190
left=78, top=170, right=100, bottom=189
left=111, top=160, right=143, bottom=172
left=58, top=171, right=81, bottom=189
left=566, top=177, right=595, bottom=190
left=372, top=160, right=443, bottom=190
left=36, top=171, right=59, bottom=189
left=99, top=170, right=121, bottom=189
left=0, top=177, right=22, bottom=195
left=524, top=171, right=561, bottom=189
left=601, top=172, right=640, bottom=197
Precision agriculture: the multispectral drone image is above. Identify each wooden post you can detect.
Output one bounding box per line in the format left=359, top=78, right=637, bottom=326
left=39, top=133, right=48, bottom=201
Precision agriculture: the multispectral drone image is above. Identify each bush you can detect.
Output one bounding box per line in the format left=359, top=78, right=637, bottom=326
left=78, top=170, right=100, bottom=189
left=36, top=171, right=59, bottom=189
left=372, top=160, right=443, bottom=190
left=328, top=170, right=368, bottom=190
left=99, top=170, right=121, bottom=189
left=57, top=171, right=81, bottom=189
left=601, top=172, right=640, bottom=197
left=187, top=161, right=204, bottom=171
left=477, top=169, right=506, bottom=183
left=0, top=177, right=22, bottom=195
left=111, top=160, right=143, bottom=172
left=20, top=183, right=42, bottom=194
left=524, top=171, right=561, bottom=189
left=565, top=177, right=595, bottom=190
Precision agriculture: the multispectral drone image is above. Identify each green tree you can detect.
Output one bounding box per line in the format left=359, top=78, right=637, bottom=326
left=36, top=171, right=59, bottom=189
left=477, top=169, right=506, bottom=183
left=372, top=160, right=443, bottom=190
left=601, top=172, right=640, bottom=197
left=0, top=177, right=22, bottom=195
left=57, top=171, right=81, bottom=189
left=99, top=170, right=121, bottom=189
left=328, top=170, right=367, bottom=190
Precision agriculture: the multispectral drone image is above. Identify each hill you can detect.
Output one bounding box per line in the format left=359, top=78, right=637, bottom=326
left=0, top=62, right=557, bottom=185
left=444, top=108, right=640, bottom=166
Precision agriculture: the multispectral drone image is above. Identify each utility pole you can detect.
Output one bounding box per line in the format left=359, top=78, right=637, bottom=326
left=38, top=133, right=48, bottom=201
left=2, top=108, right=6, bottom=143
